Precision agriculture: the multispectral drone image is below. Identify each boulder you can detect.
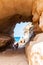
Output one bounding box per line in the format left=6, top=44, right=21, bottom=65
left=25, top=33, right=43, bottom=65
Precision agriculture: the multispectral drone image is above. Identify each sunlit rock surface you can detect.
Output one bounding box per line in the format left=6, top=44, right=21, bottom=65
left=25, top=33, right=43, bottom=65
left=0, top=0, right=33, bottom=19
left=0, top=0, right=41, bottom=34
left=31, top=42, right=43, bottom=65
left=39, top=12, right=43, bottom=31
left=32, top=0, right=43, bottom=33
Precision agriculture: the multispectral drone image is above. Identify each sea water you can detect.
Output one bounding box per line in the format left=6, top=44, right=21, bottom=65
left=14, top=37, right=20, bottom=42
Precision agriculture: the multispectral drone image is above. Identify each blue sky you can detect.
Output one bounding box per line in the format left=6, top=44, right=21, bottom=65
left=14, top=22, right=28, bottom=37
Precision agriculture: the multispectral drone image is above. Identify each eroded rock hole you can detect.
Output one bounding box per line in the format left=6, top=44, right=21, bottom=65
left=13, top=22, right=34, bottom=49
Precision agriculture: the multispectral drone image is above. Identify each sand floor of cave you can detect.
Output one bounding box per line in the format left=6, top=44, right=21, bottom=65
left=0, top=48, right=28, bottom=65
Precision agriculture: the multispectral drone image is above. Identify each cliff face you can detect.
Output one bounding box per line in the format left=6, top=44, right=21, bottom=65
left=0, top=0, right=33, bottom=34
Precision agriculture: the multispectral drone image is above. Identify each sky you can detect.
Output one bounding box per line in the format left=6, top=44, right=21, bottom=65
left=14, top=22, right=29, bottom=37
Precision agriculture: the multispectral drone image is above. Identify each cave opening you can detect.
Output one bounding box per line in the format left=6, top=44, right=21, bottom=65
left=0, top=14, right=33, bottom=50
left=13, top=21, right=34, bottom=48
left=14, top=22, right=29, bottom=42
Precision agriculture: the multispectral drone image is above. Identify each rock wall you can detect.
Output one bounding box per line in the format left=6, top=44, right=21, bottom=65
left=0, top=0, right=33, bottom=19
left=0, top=15, right=32, bottom=34
left=0, top=0, right=33, bottom=34
left=25, top=33, right=43, bottom=65
left=32, top=0, right=43, bottom=34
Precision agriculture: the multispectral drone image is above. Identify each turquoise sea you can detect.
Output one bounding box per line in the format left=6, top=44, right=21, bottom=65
left=14, top=37, right=20, bottom=42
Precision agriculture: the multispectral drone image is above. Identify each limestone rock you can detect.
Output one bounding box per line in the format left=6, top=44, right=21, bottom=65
left=39, top=12, right=43, bottom=31
left=25, top=33, right=43, bottom=65
left=32, top=0, right=43, bottom=22
left=32, top=0, right=43, bottom=33
left=0, top=0, right=33, bottom=19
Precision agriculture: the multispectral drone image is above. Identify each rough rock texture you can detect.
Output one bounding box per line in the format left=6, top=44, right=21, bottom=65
left=32, top=0, right=43, bottom=33
left=25, top=33, right=43, bottom=65
left=0, top=0, right=33, bottom=34
left=32, top=0, right=43, bottom=22
left=0, top=0, right=42, bottom=34
left=0, top=34, right=14, bottom=51
left=0, top=15, right=32, bottom=34
left=0, top=0, right=33, bottom=19
left=0, top=0, right=40, bottom=34
left=39, top=12, right=43, bottom=31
